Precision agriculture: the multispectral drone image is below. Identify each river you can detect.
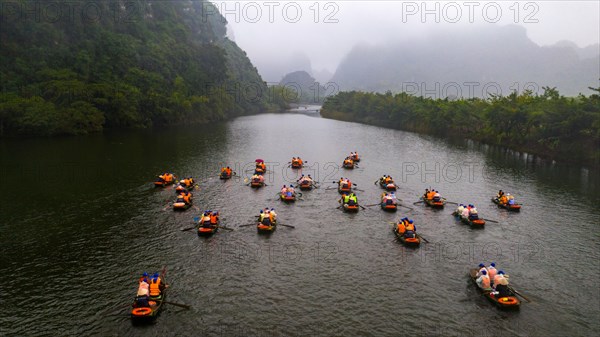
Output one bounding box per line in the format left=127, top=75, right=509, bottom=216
left=0, top=113, right=598, bottom=336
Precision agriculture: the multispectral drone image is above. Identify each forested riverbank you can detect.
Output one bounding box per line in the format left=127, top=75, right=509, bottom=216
left=321, top=86, right=600, bottom=167
left=0, top=0, right=282, bottom=137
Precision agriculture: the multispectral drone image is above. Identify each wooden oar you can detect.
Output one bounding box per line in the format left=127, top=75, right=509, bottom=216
left=483, top=218, right=499, bottom=223
left=216, top=225, right=234, bottom=231
left=398, top=204, right=414, bottom=211
left=239, top=223, right=256, bottom=227
left=278, top=223, right=295, bottom=228
left=508, top=286, right=531, bottom=302
left=163, top=301, right=191, bottom=309
left=417, top=234, right=430, bottom=243
left=364, top=203, right=381, bottom=207
left=359, top=205, right=366, bottom=210
left=413, top=200, right=424, bottom=205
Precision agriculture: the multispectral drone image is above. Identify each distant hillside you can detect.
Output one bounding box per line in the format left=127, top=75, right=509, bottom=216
left=279, top=71, right=327, bottom=104
left=330, top=25, right=600, bottom=97
left=0, top=0, right=269, bottom=136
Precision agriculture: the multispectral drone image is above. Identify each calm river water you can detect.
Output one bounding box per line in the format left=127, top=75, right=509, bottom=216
left=0, top=113, right=598, bottom=336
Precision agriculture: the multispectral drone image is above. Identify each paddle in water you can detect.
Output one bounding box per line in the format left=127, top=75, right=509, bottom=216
left=508, top=286, right=531, bottom=302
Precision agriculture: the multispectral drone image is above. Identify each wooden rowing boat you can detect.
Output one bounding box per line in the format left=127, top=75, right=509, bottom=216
left=469, top=268, right=520, bottom=310
left=452, top=211, right=485, bottom=227
left=492, top=198, right=521, bottom=211
left=393, top=224, right=421, bottom=247
left=131, top=274, right=167, bottom=322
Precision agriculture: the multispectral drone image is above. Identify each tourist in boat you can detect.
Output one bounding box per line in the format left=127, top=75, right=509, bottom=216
left=136, top=278, right=150, bottom=307
left=149, top=273, right=165, bottom=297
left=181, top=190, right=192, bottom=204
left=201, top=211, right=211, bottom=227
left=468, top=205, right=479, bottom=220
left=261, top=210, right=272, bottom=226
left=340, top=178, right=351, bottom=190
left=281, top=185, right=287, bottom=193
left=487, top=262, right=498, bottom=282
left=347, top=192, right=358, bottom=206
left=210, top=211, right=219, bottom=225
left=461, top=205, right=470, bottom=218
left=506, top=193, right=515, bottom=205
left=397, top=220, right=406, bottom=235
left=382, top=192, right=395, bottom=205
left=497, top=190, right=505, bottom=199
left=251, top=174, right=264, bottom=184
left=433, top=191, right=441, bottom=202
left=404, top=220, right=417, bottom=238
left=492, top=271, right=510, bottom=297
left=341, top=193, right=350, bottom=205
left=138, top=272, right=149, bottom=283
left=476, top=269, right=492, bottom=291
left=476, top=263, right=488, bottom=277
left=269, top=208, right=277, bottom=222
left=258, top=210, right=266, bottom=222
left=456, top=204, right=465, bottom=215
left=288, top=185, right=295, bottom=194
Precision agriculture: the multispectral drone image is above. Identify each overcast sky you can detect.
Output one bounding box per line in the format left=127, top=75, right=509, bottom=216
left=211, top=1, right=600, bottom=80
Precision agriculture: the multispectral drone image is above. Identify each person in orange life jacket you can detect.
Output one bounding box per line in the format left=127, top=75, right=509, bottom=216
left=149, top=273, right=165, bottom=297
left=423, top=188, right=430, bottom=199
left=476, top=269, right=492, bottom=291
left=210, top=211, right=219, bottom=225
left=492, top=271, right=510, bottom=297
left=269, top=208, right=277, bottom=222
left=262, top=210, right=272, bottom=226
left=404, top=220, right=416, bottom=238
left=476, top=263, right=488, bottom=277
left=181, top=191, right=192, bottom=204
left=397, top=220, right=406, bottom=235
left=487, top=263, right=498, bottom=282
left=427, top=190, right=435, bottom=200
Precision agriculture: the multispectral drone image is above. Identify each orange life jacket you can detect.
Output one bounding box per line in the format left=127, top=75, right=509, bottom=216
left=398, top=223, right=406, bottom=234
left=149, top=278, right=162, bottom=296
left=427, top=191, right=434, bottom=200
left=210, top=214, right=218, bottom=224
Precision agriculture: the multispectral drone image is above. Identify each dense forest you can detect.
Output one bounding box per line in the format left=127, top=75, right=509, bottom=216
left=0, top=0, right=278, bottom=136
left=321, top=86, right=600, bottom=166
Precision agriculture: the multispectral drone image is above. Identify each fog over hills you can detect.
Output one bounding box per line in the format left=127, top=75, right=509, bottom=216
left=329, top=25, right=599, bottom=97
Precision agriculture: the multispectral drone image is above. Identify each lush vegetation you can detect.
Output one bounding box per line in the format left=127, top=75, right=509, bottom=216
left=0, top=0, right=271, bottom=136
left=321, top=86, right=600, bottom=166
